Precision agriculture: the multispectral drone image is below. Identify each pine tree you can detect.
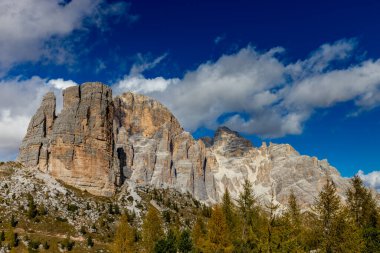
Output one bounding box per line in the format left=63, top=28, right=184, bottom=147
left=142, top=205, right=164, bottom=253
left=27, top=193, right=38, bottom=219
left=346, top=175, right=377, bottom=227
left=111, top=214, right=135, bottom=253
left=236, top=179, right=261, bottom=251
left=281, top=190, right=304, bottom=252
left=178, top=230, right=193, bottom=253
left=222, top=188, right=237, bottom=237
left=264, top=188, right=280, bottom=253
left=154, top=229, right=177, bottom=253
left=204, top=205, right=233, bottom=252
left=331, top=209, right=365, bottom=253
left=43, top=241, right=50, bottom=250
left=312, top=178, right=364, bottom=253
left=10, top=214, right=17, bottom=227
left=346, top=175, right=380, bottom=252
left=287, top=190, right=301, bottom=226
left=314, top=179, right=341, bottom=252
left=87, top=236, right=94, bottom=248
left=0, top=230, right=4, bottom=241
left=6, top=229, right=18, bottom=248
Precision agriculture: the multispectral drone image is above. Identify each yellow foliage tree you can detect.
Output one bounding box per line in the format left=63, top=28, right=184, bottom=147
left=204, top=205, right=233, bottom=253
left=111, top=214, right=136, bottom=253
left=142, top=204, right=164, bottom=253
left=192, top=216, right=206, bottom=251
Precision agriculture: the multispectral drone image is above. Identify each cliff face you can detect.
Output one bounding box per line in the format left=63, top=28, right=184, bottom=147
left=18, top=82, right=350, bottom=207
left=19, top=83, right=115, bottom=196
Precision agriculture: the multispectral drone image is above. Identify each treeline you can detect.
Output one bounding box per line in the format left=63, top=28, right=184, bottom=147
left=112, top=176, right=380, bottom=253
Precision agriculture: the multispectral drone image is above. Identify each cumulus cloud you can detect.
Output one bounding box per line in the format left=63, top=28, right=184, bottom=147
left=357, top=170, right=380, bottom=191
left=0, top=0, right=130, bottom=73
left=47, top=78, right=77, bottom=90
left=115, top=39, right=380, bottom=137
left=0, top=77, right=77, bottom=160
left=114, top=53, right=180, bottom=94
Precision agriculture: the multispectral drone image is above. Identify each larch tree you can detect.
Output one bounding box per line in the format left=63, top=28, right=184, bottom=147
left=205, top=205, right=233, bottom=253
left=281, top=190, right=305, bottom=252
left=142, top=204, right=164, bottom=253
left=346, top=175, right=380, bottom=252
left=192, top=216, right=206, bottom=252
left=313, top=178, right=365, bottom=253
left=264, top=188, right=280, bottom=253
left=236, top=179, right=262, bottom=251
left=111, top=214, right=136, bottom=253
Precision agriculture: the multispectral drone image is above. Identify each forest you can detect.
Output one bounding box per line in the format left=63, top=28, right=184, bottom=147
left=112, top=176, right=380, bottom=253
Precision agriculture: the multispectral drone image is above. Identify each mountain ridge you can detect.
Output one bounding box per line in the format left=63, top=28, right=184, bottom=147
left=18, top=82, right=350, bottom=209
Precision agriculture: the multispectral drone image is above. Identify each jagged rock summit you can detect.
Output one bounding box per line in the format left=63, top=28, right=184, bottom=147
left=18, top=82, right=349, bottom=208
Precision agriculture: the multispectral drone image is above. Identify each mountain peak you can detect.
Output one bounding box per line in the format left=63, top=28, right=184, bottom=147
left=18, top=82, right=350, bottom=209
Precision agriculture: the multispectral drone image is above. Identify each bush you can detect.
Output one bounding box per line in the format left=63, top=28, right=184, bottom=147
left=67, top=204, right=79, bottom=212
left=10, top=214, right=18, bottom=227
left=27, top=194, right=38, bottom=219
left=80, top=226, right=87, bottom=235
left=114, top=204, right=121, bottom=215
left=28, top=240, right=40, bottom=250
left=87, top=236, right=94, bottom=248
left=163, top=211, right=171, bottom=223
left=38, top=205, right=48, bottom=216
left=43, top=241, right=50, bottom=249
left=8, top=232, right=19, bottom=247
left=60, top=236, right=75, bottom=251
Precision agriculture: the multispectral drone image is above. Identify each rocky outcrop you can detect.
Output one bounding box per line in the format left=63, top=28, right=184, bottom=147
left=18, top=82, right=350, bottom=208
left=19, top=83, right=115, bottom=196
left=113, top=92, right=208, bottom=200
left=18, top=92, right=56, bottom=168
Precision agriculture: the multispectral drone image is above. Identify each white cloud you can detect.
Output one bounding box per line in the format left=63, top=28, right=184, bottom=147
left=114, top=53, right=180, bottom=94
left=0, top=76, right=77, bottom=160
left=116, top=76, right=179, bottom=94
left=48, top=78, right=77, bottom=90
left=0, top=0, right=130, bottom=73
left=115, top=39, right=380, bottom=138
left=3, top=39, right=380, bottom=161
left=357, top=170, right=380, bottom=191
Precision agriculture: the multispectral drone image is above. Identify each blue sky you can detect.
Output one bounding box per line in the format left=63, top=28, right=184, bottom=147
left=1, top=0, right=380, bottom=188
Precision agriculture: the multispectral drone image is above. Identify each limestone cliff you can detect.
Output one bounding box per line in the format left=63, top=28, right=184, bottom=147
left=18, top=82, right=350, bottom=208
left=19, top=83, right=115, bottom=196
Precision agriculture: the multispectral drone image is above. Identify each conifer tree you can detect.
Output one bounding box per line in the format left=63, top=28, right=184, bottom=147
left=204, top=205, right=233, bottom=252
left=111, top=214, right=135, bottom=253
left=331, top=209, right=365, bottom=253
left=222, top=188, right=237, bottom=237
left=27, top=193, right=38, bottom=219
left=192, top=216, right=206, bottom=252
left=346, top=175, right=377, bottom=227
left=264, top=188, right=280, bottom=253
left=154, top=229, right=177, bottom=253
left=142, top=205, right=164, bottom=253
left=314, top=179, right=341, bottom=252
left=178, top=229, right=193, bottom=253
left=237, top=180, right=256, bottom=231
left=236, top=179, right=262, bottom=251
left=346, top=175, right=380, bottom=252
left=280, top=190, right=305, bottom=252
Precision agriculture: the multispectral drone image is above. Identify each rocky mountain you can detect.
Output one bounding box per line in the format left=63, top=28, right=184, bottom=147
left=18, top=82, right=350, bottom=209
